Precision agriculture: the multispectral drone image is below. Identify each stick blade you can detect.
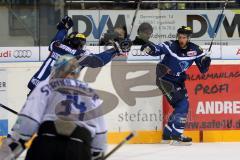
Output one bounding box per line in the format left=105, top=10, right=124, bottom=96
left=126, top=131, right=137, bottom=141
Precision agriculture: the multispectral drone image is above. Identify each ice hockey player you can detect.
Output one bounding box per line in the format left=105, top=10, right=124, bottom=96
left=140, top=26, right=211, bottom=145
left=28, top=16, right=131, bottom=94
left=28, top=15, right=74, bottom=92
left=0, top=54, right=116, bottom=160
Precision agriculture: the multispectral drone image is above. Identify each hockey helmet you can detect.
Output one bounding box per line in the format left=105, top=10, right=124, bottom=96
left=51, top=55, right=80, bottom=79
left=64, top=32, right=86, bottom=49
left=177, top=26, right=192, bottom=37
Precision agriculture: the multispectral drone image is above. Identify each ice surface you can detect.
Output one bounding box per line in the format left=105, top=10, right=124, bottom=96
left=107, top=143, right=240, bottom=160
left=18, top=143, right=240, bottom=160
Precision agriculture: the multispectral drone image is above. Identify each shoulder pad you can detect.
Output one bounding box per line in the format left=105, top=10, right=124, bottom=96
left=188, top=42, right=203, bottom=55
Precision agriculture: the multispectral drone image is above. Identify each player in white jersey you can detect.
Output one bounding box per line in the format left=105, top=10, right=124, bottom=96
left=0, top=55, right=116, bottom=160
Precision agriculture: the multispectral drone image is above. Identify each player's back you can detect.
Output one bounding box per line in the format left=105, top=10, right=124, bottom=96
left=37, top=78, right=104, bottom=137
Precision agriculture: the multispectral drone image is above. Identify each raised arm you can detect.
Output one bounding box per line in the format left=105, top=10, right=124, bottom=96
left=77, top=48, right=118, bottom=68
left=51, top=29, right=68, bottom=43
left=140, top=41, right=169, bottom=56
left=49, top=16, right=73, bottom=50
left=77, top=38, right=132, bottom=68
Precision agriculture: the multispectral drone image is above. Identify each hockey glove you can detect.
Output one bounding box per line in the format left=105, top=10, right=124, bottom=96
left=57, top=15, right=73, bottom=30
left=113, top=38, right=132, bottom=55
left=0, top=137, right=26, bottom=160
left=201, top=55, right=211, bottom=69
left=140, top=42, right=158, bottom=55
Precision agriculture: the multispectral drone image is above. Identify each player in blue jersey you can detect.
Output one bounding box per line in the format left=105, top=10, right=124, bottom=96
left=28, top=16, right=74, bottom=91
left=28, top=16, right=131, bottom=94
left=141, top=26, right=211, bottom=145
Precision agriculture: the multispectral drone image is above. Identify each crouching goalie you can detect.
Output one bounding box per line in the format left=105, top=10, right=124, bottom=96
left=141, top=26, right=211, bottom=145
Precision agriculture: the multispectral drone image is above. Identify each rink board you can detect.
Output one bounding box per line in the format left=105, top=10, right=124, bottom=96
left=0, top=60, right=240, bottom=144
left=107, top=130, right=240, bottom=143
left=2, top=130, right=240, bottom=145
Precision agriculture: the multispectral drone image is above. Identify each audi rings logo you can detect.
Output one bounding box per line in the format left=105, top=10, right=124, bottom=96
left=13, top=50, right=32, bottom=58
left=130, top=49, right=149, bottom=56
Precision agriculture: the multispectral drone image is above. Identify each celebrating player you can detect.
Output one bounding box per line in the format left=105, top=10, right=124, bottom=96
left=141, top=26, right=211, bottom=145
left=28, top=16, right=74, bottom=92
left=28, top=16, right=131, bottom=94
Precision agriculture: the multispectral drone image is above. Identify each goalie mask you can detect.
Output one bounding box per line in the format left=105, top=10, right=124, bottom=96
left=51, top=55, right=81, bottom=79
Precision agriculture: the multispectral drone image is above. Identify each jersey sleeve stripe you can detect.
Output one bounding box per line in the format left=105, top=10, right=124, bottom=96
left=37, top=58, right=53, bottom=79
left=162, top=43, right=206, bottom=61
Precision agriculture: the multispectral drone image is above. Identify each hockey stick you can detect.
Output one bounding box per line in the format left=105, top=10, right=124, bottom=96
left=208, top=0, right=228, bottom=52
left=107, top=0, right=142, bottom=54
left=103, top=131, right=136, bottom=160
left=129, top=0, right=142, bottom=37
left=0, top=103, right=18, bottom=115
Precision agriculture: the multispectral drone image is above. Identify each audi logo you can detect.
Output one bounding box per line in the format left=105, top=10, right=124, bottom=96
left=13, top=50, right=32, bottom=58
left=130, top=49, right=150, bottom=56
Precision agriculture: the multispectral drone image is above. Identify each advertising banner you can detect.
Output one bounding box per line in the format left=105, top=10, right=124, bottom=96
left=163, top=65, right=240, bottom=130
left=80, top=61, right=163, bottom=132
left=221, top=46, right=240, bottom=60
left=0, top=47, right=39, bottom=62
left=40, top=44, right=240, bottom=61
left=0, top=120, right=8, bottom=136
left=68, top=10, right=240, bottom=46
left=40, top=46, right=161, bottom=61
left=0, top=69, right=8, bottom=136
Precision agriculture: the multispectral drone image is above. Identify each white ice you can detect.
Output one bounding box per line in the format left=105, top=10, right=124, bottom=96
left=107, top=143, right=240, bottom=160
left=18, top=143, right=240, bottom=160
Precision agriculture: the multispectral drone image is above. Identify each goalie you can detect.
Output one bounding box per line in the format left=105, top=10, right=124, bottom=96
left=0, top=55, right=116, bottom=160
